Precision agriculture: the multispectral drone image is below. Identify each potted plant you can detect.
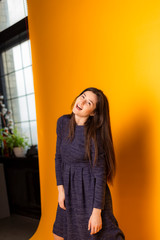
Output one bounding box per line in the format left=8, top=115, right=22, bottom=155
left=0, top=94, right=30, bottom=157
left=0, top=127, right=30, bottom=157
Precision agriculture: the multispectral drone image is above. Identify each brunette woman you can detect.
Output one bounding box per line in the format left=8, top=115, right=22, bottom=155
left=53, top=87, right=125, bottom=240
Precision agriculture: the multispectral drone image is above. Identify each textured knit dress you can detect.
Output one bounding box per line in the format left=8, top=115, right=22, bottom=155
left=52, top=114, right=125, bottom=240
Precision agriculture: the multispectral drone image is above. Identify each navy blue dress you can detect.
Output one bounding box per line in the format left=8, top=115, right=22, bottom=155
left=53, top=114, right=125, bottom=240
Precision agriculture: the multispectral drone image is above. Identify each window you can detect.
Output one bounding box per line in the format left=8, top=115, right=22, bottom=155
left=0, top=0, right=28, bottom=32
left=0, top=0, right=38, bottom=147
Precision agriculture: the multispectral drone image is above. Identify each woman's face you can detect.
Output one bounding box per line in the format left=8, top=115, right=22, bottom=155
left=72, top=91, right=98, bottom=118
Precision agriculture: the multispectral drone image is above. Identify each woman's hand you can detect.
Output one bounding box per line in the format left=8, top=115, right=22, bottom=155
left=88, top=208, right=102, bottom=235
left=58, top=185, right=66, bottom=210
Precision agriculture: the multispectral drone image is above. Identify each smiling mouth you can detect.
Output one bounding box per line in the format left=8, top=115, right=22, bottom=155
left=76, top=104, right=82, bottom=110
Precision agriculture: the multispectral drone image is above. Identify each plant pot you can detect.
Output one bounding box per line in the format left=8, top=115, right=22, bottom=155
left=13, top=147, right=26, bottom=157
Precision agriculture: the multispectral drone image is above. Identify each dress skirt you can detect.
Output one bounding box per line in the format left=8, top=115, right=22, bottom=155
left=53, top=160, right=125, bottom=240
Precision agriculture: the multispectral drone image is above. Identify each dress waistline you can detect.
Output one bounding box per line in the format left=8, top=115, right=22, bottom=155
left=62, top=160, right=91, bottom=168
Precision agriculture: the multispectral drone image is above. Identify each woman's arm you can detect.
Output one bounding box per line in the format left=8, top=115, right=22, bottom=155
left=91, top=138, right=107, bottom=210
left=55, top=116, right=64, bottom=186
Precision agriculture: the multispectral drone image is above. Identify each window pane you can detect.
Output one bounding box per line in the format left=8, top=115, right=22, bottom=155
left=13, top=45, right=23, bottom=71
left=30, top=121, right=38, bottom=145
left=8, top=70, right=25, bottom=98
left=5, top=48, right=15, bottom=73
left=0, top=0, right=28, bottom=32
left=1, top=52, right=7, bottom=76
left=27, top=94, right=36, bottom=120
left=21, top=41, right=32, bottom=67
left=12, top=96, right=29, bottom=122
left=24, top=66, right=34, bottom=94
left=5, top=45, right=22, bottom=73
left=4, top=75, right=11, bottom=99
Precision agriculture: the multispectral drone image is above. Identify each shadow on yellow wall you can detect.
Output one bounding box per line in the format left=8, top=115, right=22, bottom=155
left=27, top=0, right=160, bottom=239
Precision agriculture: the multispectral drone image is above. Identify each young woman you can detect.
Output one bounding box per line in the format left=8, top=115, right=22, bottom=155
left=52, top=87, right=125, bottom=240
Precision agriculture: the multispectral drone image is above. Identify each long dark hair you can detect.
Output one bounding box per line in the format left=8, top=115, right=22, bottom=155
left=67, top=87, right=116, bottom=185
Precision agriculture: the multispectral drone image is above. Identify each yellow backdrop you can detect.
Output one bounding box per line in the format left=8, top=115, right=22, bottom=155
left=27, top=0, right=160, bottom=239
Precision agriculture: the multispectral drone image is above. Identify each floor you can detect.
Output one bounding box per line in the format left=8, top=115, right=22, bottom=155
left=0, top=214, right=39, bottom=240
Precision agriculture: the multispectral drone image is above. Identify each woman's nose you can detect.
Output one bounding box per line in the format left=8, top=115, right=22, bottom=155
left=79, top=100, right=85, bottom=108
left=81, top=100, right=86, bottom=105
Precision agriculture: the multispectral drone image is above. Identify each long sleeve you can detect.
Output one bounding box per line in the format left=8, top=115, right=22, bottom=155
left=55, top=116, right=64, bottom=186
left=90, top=135, right=107, bottom=210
